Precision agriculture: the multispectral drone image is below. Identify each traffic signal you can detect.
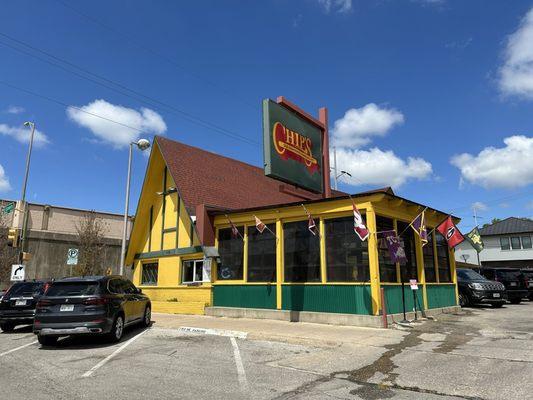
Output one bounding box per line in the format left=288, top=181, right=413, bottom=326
left=7, top=228, right=19, bottom=247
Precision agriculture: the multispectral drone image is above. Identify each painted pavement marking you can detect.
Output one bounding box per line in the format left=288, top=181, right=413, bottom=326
left=178, top=326, right=248, bottom=339
left=0, top=340, right=38, bottom=357
left=230, top=336, right=249, bottom=393
left=82, top=329, right=149, bottom=378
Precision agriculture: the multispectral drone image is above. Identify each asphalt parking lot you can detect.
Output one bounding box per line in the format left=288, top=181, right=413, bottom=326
left=1, top=301, right=533, bottom=400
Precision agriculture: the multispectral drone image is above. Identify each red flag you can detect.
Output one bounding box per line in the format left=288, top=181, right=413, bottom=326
left=308, top=214, right=318, bottom=236
left=352, top=204, right=369, bottom=241
left=254, top=216, right=266, bottom=233
left=436, top=216, right=464, bottom=248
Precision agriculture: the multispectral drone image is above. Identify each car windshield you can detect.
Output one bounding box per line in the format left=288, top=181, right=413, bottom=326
left=6, top=282, right=44, bottom=297
left=46, top=282, right=100, bottom=296
left=457, top=269, right=487, bottom=281
left=496, top=270, right=522, bottom=281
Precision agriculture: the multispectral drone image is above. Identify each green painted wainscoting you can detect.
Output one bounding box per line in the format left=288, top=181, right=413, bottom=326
left=426, top=284, right=457, bottom=309
left=382, top=285, right=424, bottom=315
left=213, top=285, right=277, bottom=309
left=281, top=285, right=373, bottom=315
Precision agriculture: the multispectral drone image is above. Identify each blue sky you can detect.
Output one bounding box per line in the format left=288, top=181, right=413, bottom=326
left=1, top=0, right=533, bottom=231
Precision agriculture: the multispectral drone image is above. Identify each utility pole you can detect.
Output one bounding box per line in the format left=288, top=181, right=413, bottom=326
left=472, top=205, right=481, bottom=266
left=333, top=146, right=338, bottom=190
left=19, top=121, right=36, bottom=263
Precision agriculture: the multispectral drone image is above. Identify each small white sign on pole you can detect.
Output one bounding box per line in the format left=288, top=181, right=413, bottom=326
left=410, top=279, right=419, bottom=290
left=67, top=248, right=79, bottom=265
left=11, top=264, right=25, bottom=282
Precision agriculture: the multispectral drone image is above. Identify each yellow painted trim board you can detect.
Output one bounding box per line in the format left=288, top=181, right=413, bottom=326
left=366, top=207, right=381, bottom=316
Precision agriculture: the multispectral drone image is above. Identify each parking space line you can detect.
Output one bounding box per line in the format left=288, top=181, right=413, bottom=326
left=230, top=337, right=249, bottom=393
left=0, top=340, right=38, bottom=357
left=82, top=329, right=150, bottom=378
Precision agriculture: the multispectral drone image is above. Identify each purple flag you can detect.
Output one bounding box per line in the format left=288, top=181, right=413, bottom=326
left=410, top=211, right=428, bottom=246
left=382, top=231, right=407, bottom=264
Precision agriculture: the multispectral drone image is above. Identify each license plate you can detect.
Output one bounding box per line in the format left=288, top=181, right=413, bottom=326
left=15, top=300, right=27, bottom=306
left=60, top=304, right=74, bottom=312
left=493, top=293, right=501, bottom=298
left=510, top=282, right=517, bottom=287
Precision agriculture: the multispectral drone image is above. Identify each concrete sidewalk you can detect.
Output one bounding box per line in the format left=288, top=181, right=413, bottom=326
left=152, top=313, right=407, bottom=347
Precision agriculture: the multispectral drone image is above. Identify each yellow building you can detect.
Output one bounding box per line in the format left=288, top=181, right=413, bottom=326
left=126, top=136, right=459, bottom=325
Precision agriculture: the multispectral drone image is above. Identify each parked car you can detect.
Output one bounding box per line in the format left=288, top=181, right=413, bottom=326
left=33, top=276, right=151, bottom=346
left=0, top=281, right=51, bottom=332
left=520, top=269, right=533, bottom=300
left=0, top=289, right=6, bottom=300
left=456, top=268, right=506, bottom=308
left=475, top=267, right=528, bottom=304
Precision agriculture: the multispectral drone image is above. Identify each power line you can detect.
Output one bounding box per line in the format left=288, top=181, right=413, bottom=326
left=0, top=32, right=260, bottom=146
left=55, top=0, right=259, bottom=112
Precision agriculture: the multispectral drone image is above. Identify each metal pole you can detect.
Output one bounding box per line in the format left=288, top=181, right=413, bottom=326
left=19, top=122, right=35, bottom=260
left=473, top=207, right=481, bottom=266
left=333, top=146, right=338, bottom=190
left=120, top=143, right=133, bottom=275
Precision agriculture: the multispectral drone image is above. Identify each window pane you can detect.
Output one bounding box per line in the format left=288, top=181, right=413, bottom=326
left=217, top=227, right=244, bottom=280
left=248, top=224, right=277, bottom=282
left=522, top=236, right=532, bottom=249
left=423, top=232, right=437, bottom=282
left=194, top=261, right=204, bottom=282
left=325, top=216, right=369, bottom=282
left=183, top=260, right=194, bottom=283
left=435, top=233, right=451, bottom=282
left=141, top=263, right=158, bottom=285
left=284, top=220, right=321, bottom=282
left=377, top=216, right=397, bottom=282
left=396, top=221, right=419, bottom=282
left=500, top=237, right=510, bottom=250
left=511, top=236, right=521, bottom=250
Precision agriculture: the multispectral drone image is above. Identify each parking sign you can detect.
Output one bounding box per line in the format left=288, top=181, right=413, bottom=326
left=67, top=248, right=79, bottom=265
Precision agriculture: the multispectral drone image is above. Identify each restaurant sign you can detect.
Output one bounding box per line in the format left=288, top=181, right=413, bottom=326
left=262, top=99, right=323, bottom=193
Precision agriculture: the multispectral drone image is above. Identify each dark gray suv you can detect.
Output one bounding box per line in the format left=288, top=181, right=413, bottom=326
left=33, top=276, right=151, bottom=346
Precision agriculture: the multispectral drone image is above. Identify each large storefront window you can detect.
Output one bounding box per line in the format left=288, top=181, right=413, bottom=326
left=284, top=220, right=321, bottom=282
left=217, top=227, right=244, bottom=280
left=436, top=232, right=452, bottom=282
left=377, top=216, right=397, bottom=282
left=247, top=224, right=276, bottom=282
left=423, top=232, right=437, bottom=282
left=325, top=216, right=369, bottom=282
left=396, top=221, right=418, bottom=282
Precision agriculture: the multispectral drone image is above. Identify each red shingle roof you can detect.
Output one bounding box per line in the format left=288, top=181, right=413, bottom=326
left=157, top=136, right=345, bottom=215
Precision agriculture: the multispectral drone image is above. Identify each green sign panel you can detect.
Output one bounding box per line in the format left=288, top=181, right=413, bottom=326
left=263, top=99, right=323, bottom=193
left=1, top=202, right=14, bottom=215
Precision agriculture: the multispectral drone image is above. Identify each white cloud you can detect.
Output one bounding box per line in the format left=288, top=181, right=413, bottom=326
left=318, top=0, right=352, bottom=14
left=67, top=99, right=167, bottom=148
left=499, top=7, right=533, bottom=99
left=471, top=201, right=488, bottom=212
left=5, top=106, right=25, bottom=114
left=333, top=147, right=433, bottom=187
left=331, top=103, right=404, bottom=148
left=0, top=123, right=49, bottom=146
left=451, top=135, right=533, bottom=189
left=0, top=164, right=11, bottom=193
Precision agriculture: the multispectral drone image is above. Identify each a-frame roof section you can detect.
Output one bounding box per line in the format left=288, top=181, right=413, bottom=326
left=156, top=136, right=343, bottom=215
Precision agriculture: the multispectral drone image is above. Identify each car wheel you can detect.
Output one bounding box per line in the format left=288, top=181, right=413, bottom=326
left=107, top=315, right=124, bottom=343
left=510, top=298, right=521, bottom=305
left=0, top=323, right=15, bottom=332
left=37, top=335, right=58, bottom=346
left=142, top=305, right=151, bottom=327
left=459, top=293, right=470, bottom=307
left=492, top=302, right=505, bottom=308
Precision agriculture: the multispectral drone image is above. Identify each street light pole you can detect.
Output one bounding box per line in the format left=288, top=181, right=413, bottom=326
left=19, top=121, right=36, bottom=261
left=119, top=139, right=150, bottom=275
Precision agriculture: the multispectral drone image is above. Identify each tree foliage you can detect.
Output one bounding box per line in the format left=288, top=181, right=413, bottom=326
left=75, top=211, right=108, bottom=276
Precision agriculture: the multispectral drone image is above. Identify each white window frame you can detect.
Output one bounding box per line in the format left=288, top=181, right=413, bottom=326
left=182, top=259, right=206, bottom=284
